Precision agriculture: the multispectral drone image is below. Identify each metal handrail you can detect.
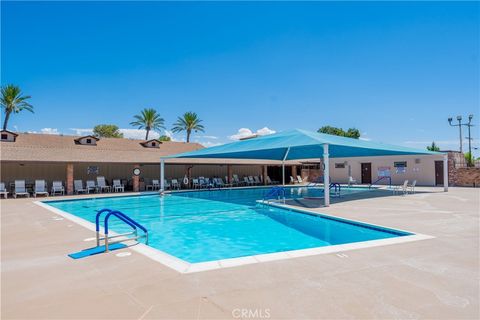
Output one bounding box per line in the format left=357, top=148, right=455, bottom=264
left=95, top=208, right=148, bottom=252
left=370, top=176, right=392, bottom=188
left=103, top=210, right=148, bottom=252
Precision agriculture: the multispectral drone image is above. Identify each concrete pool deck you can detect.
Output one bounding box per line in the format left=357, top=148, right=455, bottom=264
left=1, top=187, right=479, bottom=319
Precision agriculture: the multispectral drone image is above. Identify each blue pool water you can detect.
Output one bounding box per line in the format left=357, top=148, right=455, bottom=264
left=45, top=187, right=410, bottom=263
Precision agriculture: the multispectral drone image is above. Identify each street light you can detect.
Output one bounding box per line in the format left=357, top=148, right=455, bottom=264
left=448, top=114, right=475, bottom=165
left=448, top=116, right=464, bottom=153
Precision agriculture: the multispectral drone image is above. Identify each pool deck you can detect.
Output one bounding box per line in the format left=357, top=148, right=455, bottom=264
left=1, top=186, right=479, bottom=319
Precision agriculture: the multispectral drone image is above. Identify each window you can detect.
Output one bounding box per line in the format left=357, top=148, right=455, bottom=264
left=1, top=134, right=8, bottom=140
left=335, top=163, right=345, bottom=169
left=394, top=161, right=407, bottom=167
left=86, top=138, right=92, bottom=144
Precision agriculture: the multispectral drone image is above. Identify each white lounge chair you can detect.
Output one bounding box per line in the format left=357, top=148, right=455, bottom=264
left=14, top=180, right=29, bottom=198
left=393, top=180, right=409, bottom=196
left=34, top=180, right=49, bottom=197
left=290, top=176, right=297, bottom=184
left=248, top=176, right=257, bottom=185
left=216, top=178, right=225, bottom=188
left=192, top=178, right=200, bottom=189
left=224, top=176, right=233, bottom=187
left=164, top=179, right=171, bottom=190
left=266, top=176, right=279, bottom=185
left=0, top=182, right=8, bottom=199
left=408, top=180, right=417, bottom=194
left=171, top=179, right=180, bottom=190
left=74, top=180, right=88, bottom=194
left=254, top=176, right=262, bottom=185
left=233, top=174, right=244, bottom=186
left=112, top=179, right=124, bottom=192
left=244, top=177, right=251, bottom=186
left=348, top=176, right=357, bottom=186
left=296, top=175, right=303, bottom=184
left=51, top=181, right=65, bottom=196
left=97, top=176, right=111, bottom=193
left=86, top=180, right=97, bottom=193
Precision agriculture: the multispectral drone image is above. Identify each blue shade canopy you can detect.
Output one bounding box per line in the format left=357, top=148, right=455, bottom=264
left=168, top=129, right=442, bottom=161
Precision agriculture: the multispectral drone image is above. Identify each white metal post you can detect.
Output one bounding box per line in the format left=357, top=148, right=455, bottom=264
left=160, top=159, right=165, bottom=192
left=443, top=154, right=448, bottom=192
left=281, top=147, right=290, bottom=186
left=323, top=144, right=330, bottom=207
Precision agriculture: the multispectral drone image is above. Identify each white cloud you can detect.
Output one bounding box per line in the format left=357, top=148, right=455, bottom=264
left=27, top=128, right=61, bottom=135
left=119, top=129, right=160, bottom=140
left=228, top=127, right=276, bottom=140
left=256, top=127, right=276, bottom=136
left=197, top=135, right=218, bottom=140
left=40, top=128, right=60, bottom=135
left=195, top=140, right=223, bottom=148
left=70, top=128, right=93, bottom=136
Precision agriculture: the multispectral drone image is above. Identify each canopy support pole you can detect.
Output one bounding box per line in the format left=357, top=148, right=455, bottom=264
left=323, top=144, right=330, bottom=207
left=282, top=147, right=291, bottom=186
left=160, top=158, right=165, bottom=193
left=443, top=154, right=448, bottom=192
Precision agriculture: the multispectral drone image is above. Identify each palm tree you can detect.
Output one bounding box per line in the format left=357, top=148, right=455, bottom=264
left=172, top=112, right=205, bottom=143
left=1, top=85, right=34, bottom=130
left=130, top=108, right=165, bottom=140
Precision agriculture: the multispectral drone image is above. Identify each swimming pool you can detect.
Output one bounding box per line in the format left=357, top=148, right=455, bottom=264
left=42, top=186, right=418, bottom=269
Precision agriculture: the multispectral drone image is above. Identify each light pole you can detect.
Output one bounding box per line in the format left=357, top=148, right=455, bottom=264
left=448, top=114, right=475, bottom=166
left=448, top=115, right=464, bottom=153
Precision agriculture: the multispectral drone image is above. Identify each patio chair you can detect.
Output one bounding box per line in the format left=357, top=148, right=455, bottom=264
left=192, top=178, right=200, bottom=189
left=348, top=176, right=357, bottom=186
left=254, top=176, right=262, bottom=185
left=51, top=181, right=65, bottom=196
left=97, top=176, right=111, bottom=193
left=296, top=175, right=303, bottom=184
left=408, top=180, right=417, bottom=194
left=112, top=179, right=124, bottom=192
left=0, top=182, right=9, bottom=199
left=266, top=176, right=279, bottom=185
left=248, top=176, right=257, bottom=185
left=216, top=178, right=225, bottom=188
left=86, top=180, right=97, bottom=193
left=290, top=176, right=297, bottom=184
left=233, top=174, right=243, bottom=186
left=74, top=180, right=88, bottom=194
left=34, top=180, right=49, bottom=198
left=393, top=180, right=409, bottom=196
left=171, top=179, right=180, bottom=190
left=224, top=176, right=233, bottom=187
left=13, top=180, right=29, bottom=198
left=243, top=176, right=251, bottom=186
left=164, top=179, right=171, bottom=190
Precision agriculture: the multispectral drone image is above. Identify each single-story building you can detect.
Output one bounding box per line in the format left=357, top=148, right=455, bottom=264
left=1, top=129, right=450, bottom=196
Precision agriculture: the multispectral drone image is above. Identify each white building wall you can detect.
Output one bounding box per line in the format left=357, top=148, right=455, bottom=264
left=329, top=154, right=444, bottom=186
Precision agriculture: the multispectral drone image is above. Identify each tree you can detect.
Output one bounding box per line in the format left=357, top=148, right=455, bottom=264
left=93, top=124, right=123, bottom=138
left=1, top=84, right=34, bottom=130
left=464, top=152, right=474, bottom=167
left=172, top=112, right=204, bottom=143
left=130, top=108, right=165, bottom=140
left=158, top=135, right=171, bottom=142
left=426, top=141, right=440, bottom=152
left=317, top=126, right=360, bottom=139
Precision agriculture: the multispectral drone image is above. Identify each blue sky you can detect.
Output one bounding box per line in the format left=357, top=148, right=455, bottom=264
left=2, top=1, right=479, bottom=154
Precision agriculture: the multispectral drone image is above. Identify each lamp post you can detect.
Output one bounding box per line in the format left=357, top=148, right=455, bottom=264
left=448, top=114, right=475, bottom=165
left=448, top=116, right=464, bottom=153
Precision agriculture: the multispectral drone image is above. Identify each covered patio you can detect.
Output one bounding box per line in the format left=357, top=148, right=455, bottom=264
left=163, top=129, right=447, bottom=206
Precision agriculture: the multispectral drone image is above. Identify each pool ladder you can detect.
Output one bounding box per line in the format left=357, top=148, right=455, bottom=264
left=95, top=208, right=148, bottom=252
